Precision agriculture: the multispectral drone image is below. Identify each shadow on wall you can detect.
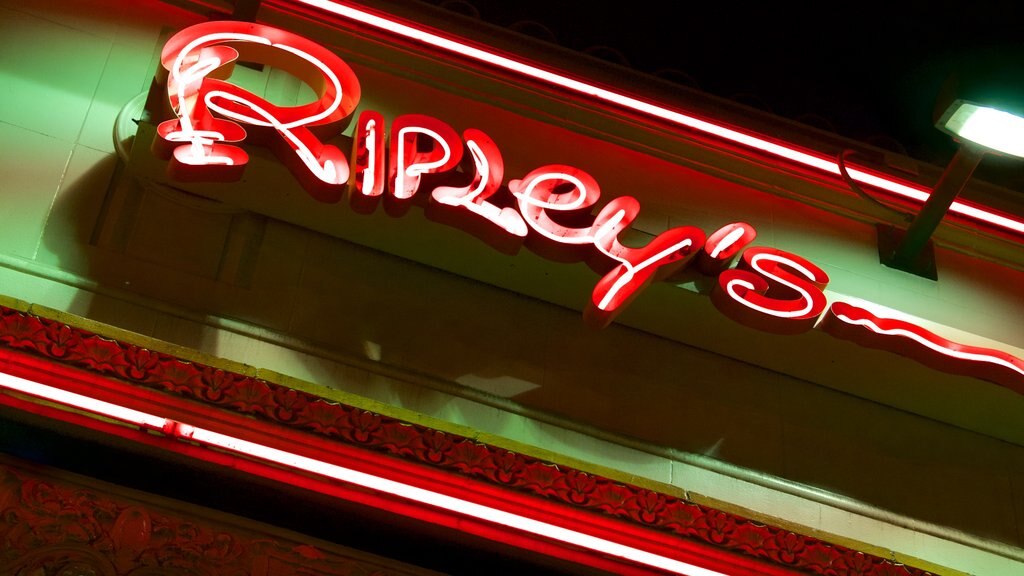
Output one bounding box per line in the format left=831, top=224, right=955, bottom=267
left=41, top=123, right=257, bottom=354
left=21, top=6, right=781, bottom=480
left=45, top=158, right=1024, bottom=549
left=38, top=86, right=754, bottom=471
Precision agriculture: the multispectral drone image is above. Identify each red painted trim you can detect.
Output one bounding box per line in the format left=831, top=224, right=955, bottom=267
left=0, top=306, right=933, bottom=576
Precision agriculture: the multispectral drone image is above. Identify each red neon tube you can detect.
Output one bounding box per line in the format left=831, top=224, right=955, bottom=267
left=288, top=0, right=1024, bottom=237
left=0, top=370, right=730, bottom=576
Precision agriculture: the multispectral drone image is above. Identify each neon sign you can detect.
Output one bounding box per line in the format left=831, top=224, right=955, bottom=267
left=152, top=22, right=1024, bottom=395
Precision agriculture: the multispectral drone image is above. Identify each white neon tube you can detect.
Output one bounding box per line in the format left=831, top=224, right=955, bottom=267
left=0, top=372, right=168, bottom=429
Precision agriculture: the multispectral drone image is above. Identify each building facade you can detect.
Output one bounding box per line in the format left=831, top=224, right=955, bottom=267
left=0, top=1, right=1023, bottom=574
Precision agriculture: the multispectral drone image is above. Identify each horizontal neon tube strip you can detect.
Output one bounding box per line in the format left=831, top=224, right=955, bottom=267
left=0, top=371, right=168, bottom=429
left=0, top=371, right=728, bottom=576
left=292, top=0, right=1024, bottom=236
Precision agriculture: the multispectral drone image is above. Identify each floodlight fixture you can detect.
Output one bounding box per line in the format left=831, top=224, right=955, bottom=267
left=881, top=100, right=1024, bottom=278
left=938, top=100, right=1024, bottom=158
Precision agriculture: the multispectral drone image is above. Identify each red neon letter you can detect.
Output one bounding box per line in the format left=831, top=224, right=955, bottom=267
left=509, top=166, right=602, bottom=244
left=698, top=222, right=757, bottom=275
left=585, top=196, right=705, bottom=327
left=350, top=110, right=386, bottom=198
left=431, top=129, right=527, bottom=237
left=511, top=167, right=705, bottom=325
left=156, top=21, right=362, bottom=203
left=389, top=115, right=463, bottom=200
left=711, top=247, right=829, bottom=334
left=822, top=302, right=1024, bottom=395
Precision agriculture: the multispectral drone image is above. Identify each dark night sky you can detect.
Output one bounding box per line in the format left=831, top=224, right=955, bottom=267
left=424, top=0, right=1024, bottom=186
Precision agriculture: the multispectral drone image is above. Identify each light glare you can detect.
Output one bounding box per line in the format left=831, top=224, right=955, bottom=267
left=944, top=103, right=1024, bottom=159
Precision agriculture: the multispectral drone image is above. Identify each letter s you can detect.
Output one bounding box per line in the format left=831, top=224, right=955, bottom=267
left=711, top=246, right=829, bottom=334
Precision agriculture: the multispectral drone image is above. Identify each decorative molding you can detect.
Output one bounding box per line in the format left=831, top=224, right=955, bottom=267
left=0, top=457, right=439, bottom=576
left=0, top=305, right=932, bottom=575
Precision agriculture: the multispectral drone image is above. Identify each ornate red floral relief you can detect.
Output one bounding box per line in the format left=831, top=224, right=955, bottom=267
left=0, top=306, right=932, bottom=575
left=0, top=460, right=438, bottom=575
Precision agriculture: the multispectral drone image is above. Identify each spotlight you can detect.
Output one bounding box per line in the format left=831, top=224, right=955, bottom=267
left=880, top=100, right=1024, bottom=278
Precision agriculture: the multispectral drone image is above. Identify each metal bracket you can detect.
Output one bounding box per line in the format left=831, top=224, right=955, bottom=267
left=877, top=224, right=937, bottom=280
left=878, top=145, right=984, bottom=280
